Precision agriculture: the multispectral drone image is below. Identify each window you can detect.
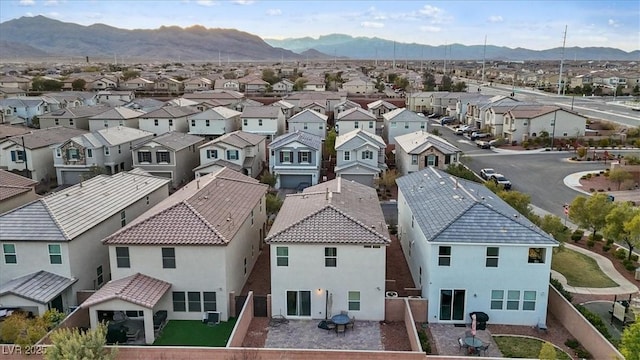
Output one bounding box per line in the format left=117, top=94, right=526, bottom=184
left=528, top=248, right=545, bottom=263
left=361, top=150, right=373, bottom=160
left=162, top=248, right=176, bottom=268
left=120, top=210, right=126, bottom=227
left=348, top=291, right=360, bottom=311
left=344, top=151, right=350, bottom=161
left=191, top=119, right=195, bottom=127
left=203, top=292, right=217, bottom=311
left=55, top=119, right=59, bottom=125
left=146, top=196, right=149, bottom=205
left=137, top=151, right=151, bottom=163
left=97, top=265, right=104, bottom=286
left=354, top=121, right=359, bottom=128
left=244, top=257, right=247, bottom=274
left=188, top=292, right=201, bottom=312
left=251, top=210, right=254, bottom=225
left=280, top=151, right=292, bottom=163
left=438, top=246, right=451, bottom=266
left=276, top=246, right=288, bottom=266
left=325, top=247, right=337, bottom=267
left=390, top=122, right=397, bottom=128
left=420, top=122, right=426, bottom=129
left=286, top=290, right=311, bottom=316
left=118, top=120, right=124, bottom=126
left=154, top=119, right=159, bottom=126
left=48, top=244, right=62, bottom=264
left=173, top=292, right=186, bottom=312
left=404, top=122, right=409, bottom=129
left=523, top=291, right=536, bottom=310
left=156, top=151, right=170, bottom=163
left=258, top=119, right=263, bottom=126
left=298, top=151, right=310, bottom=163
left=303, top=123, right=308, bottom=130
left=117, top=145, right=122, bottom=154
left=411, top=155, right=418, bottom=165
left=227, top=150, right=239, bottom=160
left=116, top=247, right=130, bottom=268
left=486, top=247, right=499, bottom=267
left=490, top=290, right=504, bottom=310
left=369, top=121, right=374, bottom=129
left=3, top=244, right=16, bottom=264
left=206, top=119, right=210, bottom=127
left=10, top=150, right=25, bottom=162
left=206, top=149, right=218, bottom=159
left=168, top=119, right=173, bottom=127
left=87, top=149, right=93, bottom=158
left=104, top=147, right=110, bottom=156
left=319, top=124, right=323, bottom=130
left=55, top=148, right=61, bottom=157
left=507, top=290, right=520, bottom=310
left=243, top=119, right=248, bottom=126
left=427, top=155, right=436, bottom=166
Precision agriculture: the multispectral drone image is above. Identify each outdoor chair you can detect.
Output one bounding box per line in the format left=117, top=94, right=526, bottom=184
left=335, top=323, right=346, bottom=336
left=340, top=310, right=348, bottom=315
left=480, top=343, right=490, bottom=356
left=346, top=316, right=355, bottom=331
left=458, top=337, right=469, bottom=352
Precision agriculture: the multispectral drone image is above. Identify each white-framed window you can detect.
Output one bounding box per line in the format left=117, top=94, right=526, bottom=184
left=188, top=292, right=201, bottom=312
left=298, top=151, right=310, bottom=163
left=438, top=246, right=451, bottom=266
left=354, top=121, right=359, bottom=128
left=118, top=145, right=122, bottom=154
left=348, top=291, right=360, bottom=311
left=276, top=246, right=288, bottom=266
left=203, top=292, right=217, bottom=311
left=48, top=244, right=62, bottom=264
left=258, top=119, right=263, bottom=126
left=420, top=122, right=426, bottom=129
left=69, top=119, right=74, bottom=126
left=191, top=119, right=196, bottom=127
left=244, top=257, right=247, bottom=275
left=411, top=155, right=418, bottom=165
left=523, top=291, right=536, bottom=310
left=172, top=292, right=186, bottom=312
left=120, top=210, right=126, bottom=227
left=54, top=119, right=59, bottom=125
left=137, top=151, right=151, bottom=163
left=369, top=121, right=374, bottom=129
left=162, top=247, right=176, bottom=268
left=156, top=151, right=170, bottom=163
left=490, top=290, right=504, bottom=310
left=486, top=247, right=499, bottom=267
left=206, top=119, right=210, bottom=127
left=3, top=243, right=17, bottom=264
left=303, top=123, right=308, bottom=130
left=96, top=265, right=104, bottom=286
left=67, top=148, right=80, bottom=160
left=118, top=120, right=124, bottom=126
left=227, top=150, right=239, bottom=160
left=55, top=148, right=62, bottom=157
left=104, top=120, right=109, bottom=128
left=528, top=248, right=546, bottom=263
left=116, top=247, right=130, bottom=268
left=87, top=149, right=93, bottom=158
left=390, top=122, right=397, bottom=128
left=325, top=247, right=337, bottom=267
left=251, top=210, right=254, bottom=225
left=104, top=147, right=110, bottom=156
left=507, top=290, right=520, bottom=310
left=154, top=119, right=159, bottom=126
left=361, top=150, right=373, bottom=160
left=243, top=119, right=248, bottom=126
left=206, top=149, right=218, bottom=159
left=344, top=151, right=350, bottom=161
left=427, top=155, right=436, bottom=166
left=10, top=150, right=25, bottom=162
left=404, top=122, right=409, bottom=129
left=168, top=119, right=173, bottom=127
left=281, top=151, right=292, bottom=163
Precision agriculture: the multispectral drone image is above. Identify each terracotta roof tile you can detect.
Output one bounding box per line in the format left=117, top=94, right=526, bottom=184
left=81, top=273, right=171, bottom=308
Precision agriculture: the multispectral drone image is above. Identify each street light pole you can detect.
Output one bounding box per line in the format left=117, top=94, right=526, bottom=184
left=550, top=110, right=557, bottom=150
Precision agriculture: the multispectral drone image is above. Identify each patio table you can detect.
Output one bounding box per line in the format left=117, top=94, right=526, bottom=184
left=331, top=314, right=350, bottom=325
left=464, top=336, right=484, bottom=355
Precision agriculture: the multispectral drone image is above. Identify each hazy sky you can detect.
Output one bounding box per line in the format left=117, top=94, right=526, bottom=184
left=1, top=0, right=638, bottom=52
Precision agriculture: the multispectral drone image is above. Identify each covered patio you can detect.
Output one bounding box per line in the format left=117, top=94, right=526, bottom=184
left=0, top=270, right=77, bottom=316
left=81, top=273, right=171, bottom=345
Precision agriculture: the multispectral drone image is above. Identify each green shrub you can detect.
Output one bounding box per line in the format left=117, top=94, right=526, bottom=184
left=586, top=173, right=592, bottom=179
left=575, top=347, right=593, bottom=359
left=602, top=244, right=611, bottom=252
left=571, top=230, right=584, bottom=242
left=587, top=239, right=595, bottom=248
left=575, top=304, right=612, bottom=341
left=589, top=188, right=596, bottom=193
left=631, top=254, right=639, bottom=262
left=564, top=338, right=579, bottom=349
left=417, top=328, right=431, bottom=354
left=589, top=233, right=603, bottom=242
left=550, top=277, right=573, bottom=302
left=624, top=263, right=636, bottom=271
left=615, top=248, right=628, bottom=260
left=606, top=238, right=614, bottom=245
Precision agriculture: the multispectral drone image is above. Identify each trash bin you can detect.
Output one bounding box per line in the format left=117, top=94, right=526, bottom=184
left=470, top=312, right=489, bottom=330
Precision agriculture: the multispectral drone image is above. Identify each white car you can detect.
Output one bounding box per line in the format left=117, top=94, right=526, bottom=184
left=480, top=168, right=496, bottom=180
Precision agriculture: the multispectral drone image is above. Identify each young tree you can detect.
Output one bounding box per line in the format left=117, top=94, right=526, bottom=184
left=265, top=193, right=283, bottom=216
left=71, top=79, right=86, bottom=91
left=46, top=322, right=117, bottom=360
left=609, top=168, right=633, bottom=190
left=440, top=75, right=452, bottom=91
left=375, top=169, right=398, bottom=192
left=393, top=77, right=410, bottom=91
left=605, top=202, right=640, bottom=260
left=498, top=190, right=532, bottom=218
left=324, top=128, right=337, bottom=158
left=262, top=69, right=279, bottom=85
left=539, top=214, right=569, bottom=244
left=452, top=81, right=467, bottom=92
left=121, top=70, right=140, bottom=81
left=620, top=319, right=640, bottom=360
left=539, top=341, right=556, bottom=360
left=569, top=193, right=613, bottom=238
left=423, top=72, right=435, bottom=91
left=259, top=171, right=276, bottom=188
left=0, top=313, right=48, bottom=347
left=293, top=78, right=308, bottom=91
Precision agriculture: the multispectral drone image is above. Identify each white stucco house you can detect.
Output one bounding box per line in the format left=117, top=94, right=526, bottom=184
left=266, top=178, right=390, bottom=321
left=88, top=107, right=145, bottom=132
left=84, top=167, right=267, bottom=344
left=334, top=129, right=387, bottom=187
left=195, top=130, right=266, bottom=178
left=395, top=131, right=462, bottom=175
left=287, top=109, right=328, bottom=140
left=335, top=107, right=378, bottom=135
left=383, top=108, right=428, bottom=146
left=138, top=106, right=200, bottom=136
left=188, top=106, right=242, bottom=139
left=241, top=106, right=286, bottom=141
left=0, top=170, right=170, bottom=315
left=268, top=130, right=323, bottom=190
left=502, top=105, right=587, bottom=145
left=396, top=167, right=558, bottom=326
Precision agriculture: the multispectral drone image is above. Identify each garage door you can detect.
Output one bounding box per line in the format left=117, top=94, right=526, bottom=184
left=279, top=174, right=312, bottom=189
left=61, top=170, right=87, bottom=185
left=341, top=174, right=374, bottom=187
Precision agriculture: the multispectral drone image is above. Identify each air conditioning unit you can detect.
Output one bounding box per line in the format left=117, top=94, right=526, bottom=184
left=202, top=311, right=220, bottom=325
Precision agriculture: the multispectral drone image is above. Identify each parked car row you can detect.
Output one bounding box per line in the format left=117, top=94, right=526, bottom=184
left=480, top=168, right=512, bottom=189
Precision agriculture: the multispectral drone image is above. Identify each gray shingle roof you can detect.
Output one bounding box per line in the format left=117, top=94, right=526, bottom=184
left=336, top=107, right=376, bottom=121
left=81, top=273, right=170, bottom=309
left=396, top=167, right=557, bottom=245
left=190, top=106, right=241, bottom=120
left=266, top=178, right=390, bottom=245
left=6, top=127, right=88, bottom=149
left=269, top=130, right=322, bottom=150
left=0, top=271, right=77, bottom=304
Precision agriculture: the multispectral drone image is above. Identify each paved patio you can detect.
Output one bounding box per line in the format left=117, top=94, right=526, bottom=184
left=428, top=323, right=502, bottom=357
left=264, top=319, right=383, bottom=350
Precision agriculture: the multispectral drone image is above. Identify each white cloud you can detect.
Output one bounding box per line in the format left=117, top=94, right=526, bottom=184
left=361, top=21, right=384, bottom=28
left=418, top=5, right=443, bottom=17
left=44, top=0, right=60, bottom=5
left=266, top=8, right=282, bottom=16
left=419, top=25, right=441, bottom=32
left=25, top=11, right=33, bottom=16
left=488, top=15, right=503, bottom=23
left=608, top=19, right=620, bottom=28
left=47, top=11, right=61, bottom=18
left=232, top=0, right=254, bottom=4
left=19, top=0, right=35, bottom=6
left=196, top=0, right=216, bottom=6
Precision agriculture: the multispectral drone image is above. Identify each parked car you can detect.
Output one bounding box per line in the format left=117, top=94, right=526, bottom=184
left=455, top=125, right=473, bottom=135
left=490, top=174, right=512, bottom=190
left=476, top=140, right=491, bottom=149
left=480, top=168, right=496, bottom=180
left=470, top=132, right=491, bottom=140
left=427, top=113, right=439, bottom=118
left=440, top=116, right=455, bottom=125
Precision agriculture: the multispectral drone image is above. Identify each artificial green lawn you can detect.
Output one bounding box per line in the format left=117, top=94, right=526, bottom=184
left=494, top=336, right=571, bottom=360
left=153, top=319, right=236, bottom=347
left=551, top=248, right=618, bottom=288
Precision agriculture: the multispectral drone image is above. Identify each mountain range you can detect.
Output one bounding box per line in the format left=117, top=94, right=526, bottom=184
left=1, top=16, right=637, bottom=62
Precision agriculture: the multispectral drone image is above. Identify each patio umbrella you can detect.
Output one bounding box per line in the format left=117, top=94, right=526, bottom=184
left=471, top=313, right=477, bottom=337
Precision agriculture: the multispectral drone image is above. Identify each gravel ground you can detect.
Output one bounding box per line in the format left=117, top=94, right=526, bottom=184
left=380, top=321, right=412, bottom=351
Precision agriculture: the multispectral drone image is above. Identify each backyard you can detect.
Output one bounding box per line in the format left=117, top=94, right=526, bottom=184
left=551, top=248, right=618, bottom=287
left=153, top=319, right=237, bottom=347
left=493, top=336, right=571, bottom=359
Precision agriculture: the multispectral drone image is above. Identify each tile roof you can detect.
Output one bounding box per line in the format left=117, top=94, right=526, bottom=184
left=93, top=126, right=154, bottom=146
left=5, top=127, right=88, bottom=149
left=0, top=271, right=77, bottom=304
left=0, top=124, right=31, bottom=139
left=266, top=178, right=390, bottom=245
left=288, top=109, right=328, bottom=123
left=90, top=107, right=144, bottom=120
left=103, top=167, right=267, bottom=246
left=396, top=167, right=557, bottom=246
left=136, top=132, right=203, bottom=151
left=0, top=170, right=170, bottom=241
left=190, top=106, right=241, bottom=120
left=39, top=105, right=110, bottom=119
left=335, top=129, right=385, bottom=149
left=193, top=159, right=243, bottom=173
left=200, top=130, right=265, bottom=149
left=508, top=105, right=560, bottom=119
left=269, top=130, right=322, bottom=150
left=81, top=273, right=170, bottom=309
left=336, top=107, right=376, bottom=121
left=367, top=100, right=397, bottom=110
left=0, top=170, right=38, bottom=202
left=241, top=106, right=281, bottom=118
left=382, top=108, right=423, bottom=122
left=395, top=131, right=461, bottom=155
left=141, top=106, right=200, bottom=119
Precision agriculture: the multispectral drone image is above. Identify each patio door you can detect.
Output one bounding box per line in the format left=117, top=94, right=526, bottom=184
left=286, top=290, right=311, bottom=317
left=439, top=289, right=465, bottom=321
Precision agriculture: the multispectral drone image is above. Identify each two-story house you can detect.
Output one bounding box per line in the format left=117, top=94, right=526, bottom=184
left=213, top=79, right=241, bottom=92
left=287, top=109, right=327, bottom=140
left=138, top=106, right=200, bottom=136
left=88, top=107, right=145, bottom=132
left=82, top=167, right=267, bottom=344
left=154, top=77, right=184, bottom=94
left=194, top=130, right=266, bottom=178
left=241, top=106, right=286, bottom=141
left=502, top=105, right=587, bottom=145
left=270, top=100, right=295, bottom=120
left=266, top=178, right=390, bottom=321
left=0, top=170, right=170, bottom=315
left=396, top=167, right=558, bottom=325
left=131, top=132, right=205, bottom=190
left=272, top=79, right=294, bottom=94
left=268, top=130, right=323, bottom=190
left=334, top=129, right=387, bottom=187
left=188, top=106, right=242, bottom=139
left=120, top=77, right=155, bottom=92
left=0, top=126, right=88, bottom=183
left=395, top=131, right=462, bottom=175
left=342, top=78, right=377, bottom=94
left=54, top=126, right=154, bottom=185
left=38, top=105, right=110, bottom=130
left=367, top=99, right=397, bottom=120
left=335, top=107, right=378, bottom=135
left=183, top=77, right=213, bottom=92
left=383, top=108, right=428, bottom=146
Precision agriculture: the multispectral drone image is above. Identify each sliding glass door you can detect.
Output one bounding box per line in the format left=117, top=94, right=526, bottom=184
left=286, top=290, right=311, bottom=316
